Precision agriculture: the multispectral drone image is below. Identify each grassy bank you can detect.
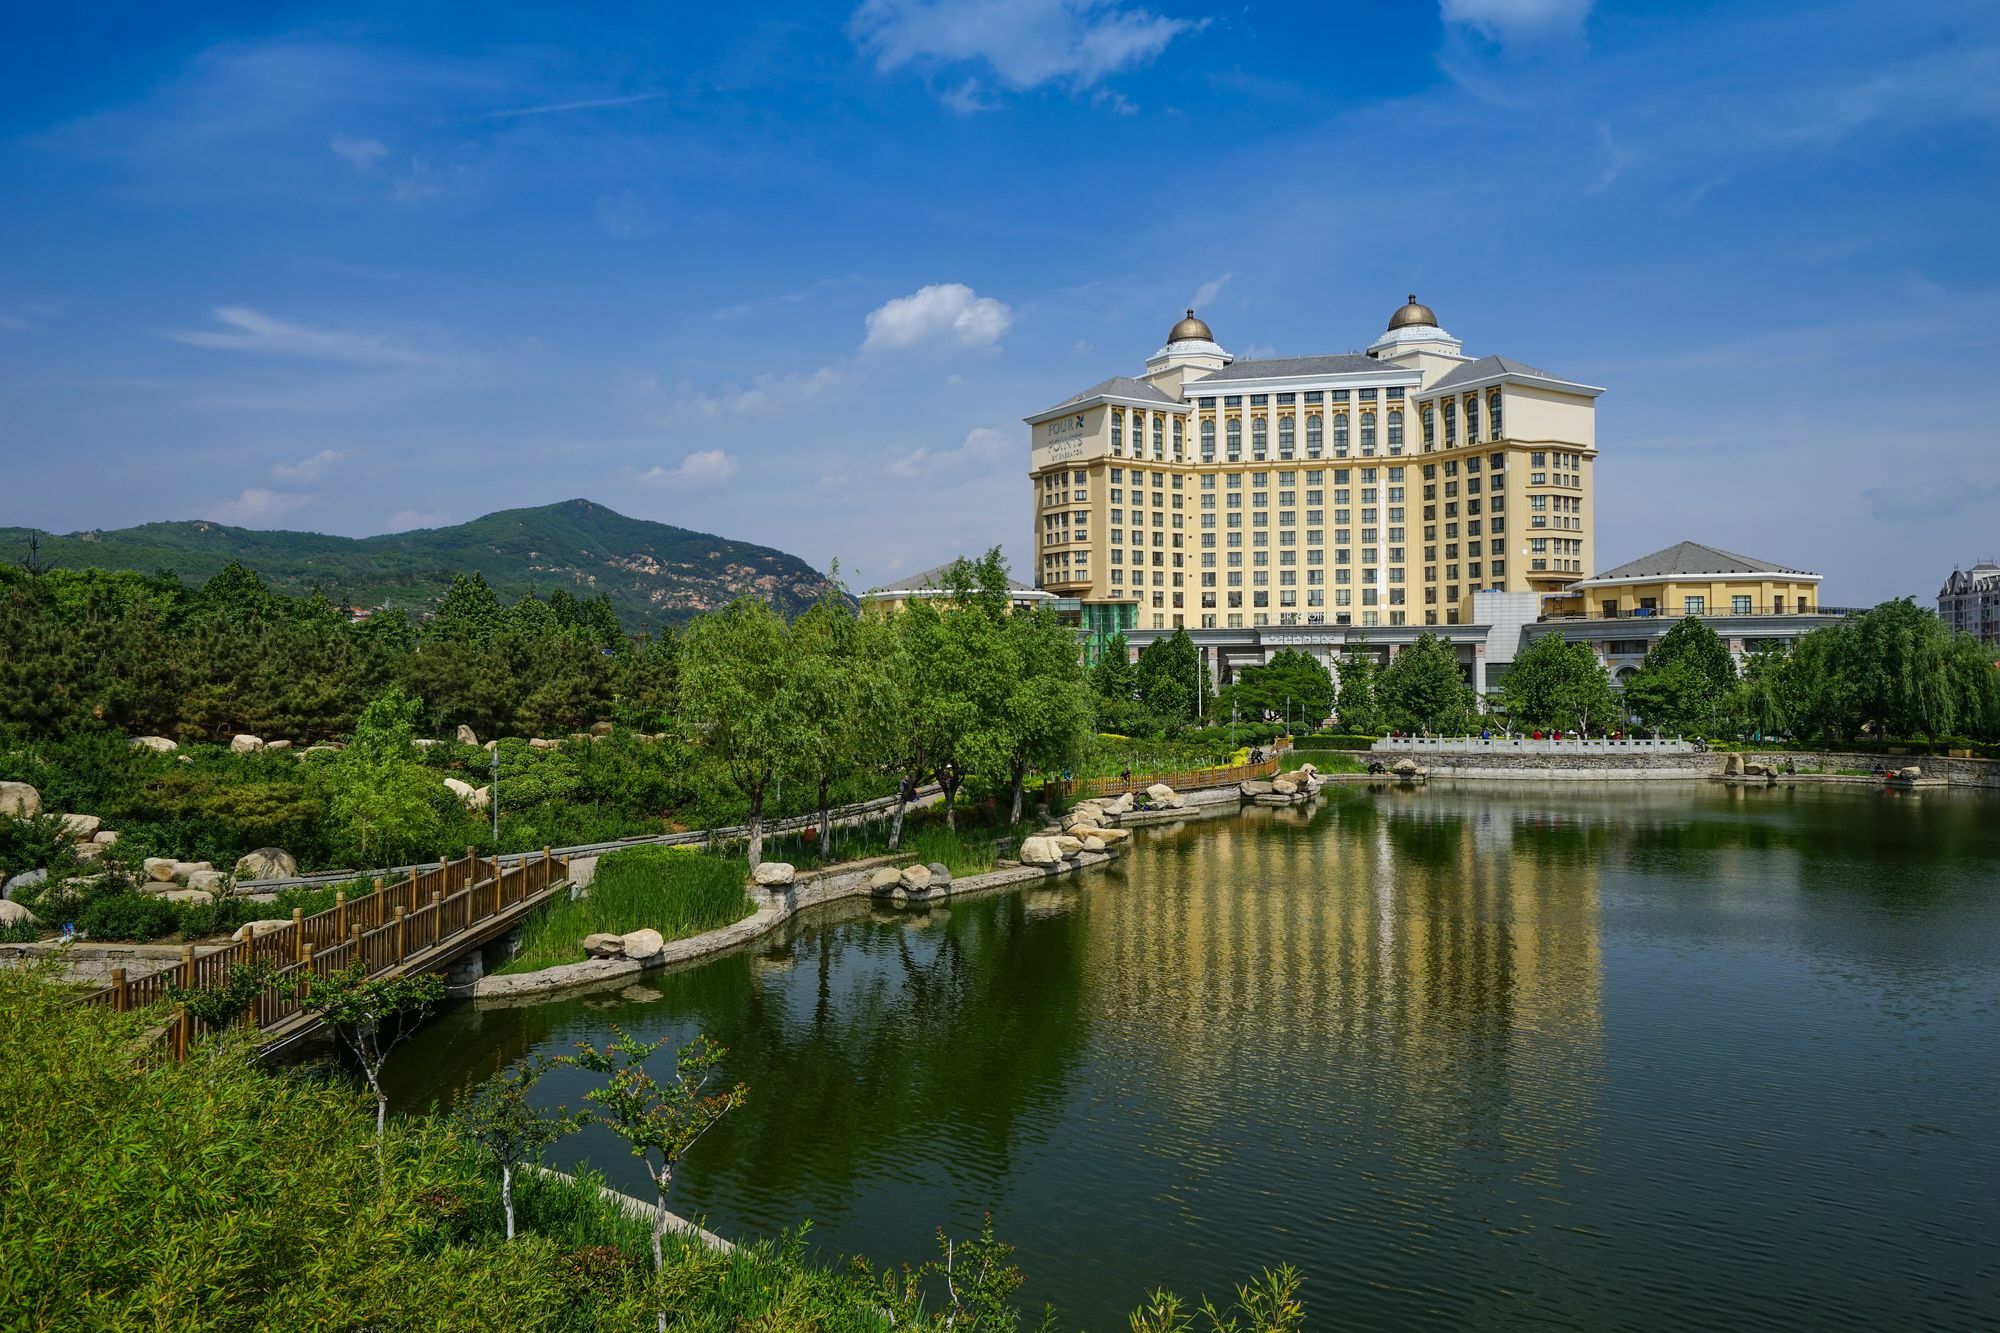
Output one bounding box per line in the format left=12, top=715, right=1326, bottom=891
left=495, top=847, right=753, bottom=976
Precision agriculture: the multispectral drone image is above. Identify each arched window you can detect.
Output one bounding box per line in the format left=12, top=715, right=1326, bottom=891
left=1443, top=401, right=1457, bottom=446
left=1111, top=412, right=1124, bottom=456
left=1200, top=418, right=1216, bottom=462
left=1151, top=416, right=1165, bottom=459
left=1278, top=415, right=1295, bottom=459
left=1388, top=409, right=1404, bottom=452
left=1306, top=414, right=1323, bottom=457
left=1488, top=392, right=1503, bottom=438
left=1422, top=406, right=1435, bottom=449
left=1464, top=396, right=1480, bottom=443
left=1172, top=417, right=1184, bottom=459
left=1360, top=412, right=1377, bottom=454
left=1252, top=417, right=1268, bottom=459
left=1226, top=417, right=1242, bottom=460
left=1334, top=414, right=1350, bottom=453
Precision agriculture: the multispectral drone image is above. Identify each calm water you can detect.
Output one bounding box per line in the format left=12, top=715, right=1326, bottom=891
left=386, top=783, right=2000, bottom=1328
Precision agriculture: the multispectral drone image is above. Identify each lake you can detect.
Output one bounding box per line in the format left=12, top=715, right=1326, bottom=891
left=386, top=782, right=2000, bottom=1328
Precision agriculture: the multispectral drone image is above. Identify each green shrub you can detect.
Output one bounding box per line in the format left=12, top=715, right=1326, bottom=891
left=0, top=920, right=38, bottom=944
left=78, top=891, right=180, bottom=942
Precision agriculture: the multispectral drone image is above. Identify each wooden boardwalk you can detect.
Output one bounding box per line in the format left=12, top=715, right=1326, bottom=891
left=79, top=847, right=569, bottom=1060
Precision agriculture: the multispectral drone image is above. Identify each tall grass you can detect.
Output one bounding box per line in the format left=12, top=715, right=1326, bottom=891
left=496, top=847, right=752, bottom=976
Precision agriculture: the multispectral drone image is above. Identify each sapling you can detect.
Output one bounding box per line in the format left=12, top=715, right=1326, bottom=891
left=164, top=958, right=277, bottom=1045
left=291, top=963, right=444, bottom=1180
left=563, top=1027, right=745, bottom=1332
left=450, top=1057, right=583, bottom=1240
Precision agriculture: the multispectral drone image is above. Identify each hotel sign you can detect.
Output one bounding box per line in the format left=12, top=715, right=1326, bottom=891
left=1042, top=411, right=1090, bottom=464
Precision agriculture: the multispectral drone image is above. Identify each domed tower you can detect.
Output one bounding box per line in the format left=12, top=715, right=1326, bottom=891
left=1367, top=293, right=1464, bottom=369
left=1144, top=307, right=1232, bottom=391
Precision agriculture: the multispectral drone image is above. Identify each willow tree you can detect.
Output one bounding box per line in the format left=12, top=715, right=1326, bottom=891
left=994, top=605, right=1091, bottom=824
left=676, top=597, right=804, bottom=868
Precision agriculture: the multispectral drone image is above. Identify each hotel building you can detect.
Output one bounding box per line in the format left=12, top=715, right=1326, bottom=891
left=1025, top=298, right=1603, bottom=643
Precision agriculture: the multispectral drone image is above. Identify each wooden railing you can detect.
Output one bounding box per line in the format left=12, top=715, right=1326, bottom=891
left=78, top=846, right=568, bottom=1056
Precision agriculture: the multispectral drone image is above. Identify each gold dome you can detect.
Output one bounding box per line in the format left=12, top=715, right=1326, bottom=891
left=1169, top=308, right=1214, bottom=342
left=1387, top=294, right=1438, bottom=330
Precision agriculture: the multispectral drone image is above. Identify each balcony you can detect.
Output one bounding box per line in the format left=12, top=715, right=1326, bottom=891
left=1539, top=604, right=1863, bottom=624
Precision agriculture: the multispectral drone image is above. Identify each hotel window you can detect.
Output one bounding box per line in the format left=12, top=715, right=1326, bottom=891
left=1421, top=406, right=1435, bottom=450
left=1110, top=413, right=1123, bottom=456
left=1252, top=417, right=1268, bottom=460
left=1200, top=418, right=1216, bottom=461
left=1278, top=416, right=1294, bottom=460
left=1733, top=595, right=1753, bottom=614
left=1152, top=417, right=1165, bottom=459
left=1305, top=414, right=1322, bottom=457
left=1334, top=415, right=1350, bottom=454
left=1172, top=417, right=1184, bottom=459
left=1443, top=402, right=1457, bottom=446
left=1387, top=409, right=1404, bottom=453
left=1360, top=412, right=1376, bottom=455
left=1464, top=395, right=1480, bottom=443
left=1226, top=418, right=1242, bottom=460
left=1685, top=596, right=1707, bottom=615
left=1488, top=392, right=1503, bottom=437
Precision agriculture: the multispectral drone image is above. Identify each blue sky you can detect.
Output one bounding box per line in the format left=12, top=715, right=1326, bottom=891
left=2, top=0, right=1996, bottom=603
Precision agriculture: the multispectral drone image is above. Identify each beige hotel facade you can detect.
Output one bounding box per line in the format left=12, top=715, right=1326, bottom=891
left=1025, top=298, right=1603, bottom=644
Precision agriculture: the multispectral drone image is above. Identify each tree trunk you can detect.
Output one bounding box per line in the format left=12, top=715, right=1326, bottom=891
left=816, top=776, right=832, bottom=853
left=746, top=797, right=764, bottom=869
left=942, top=774, right=958, bottom=831
left=1009, top=762, right=1025, bottom=826
left=502, top=1162, right=515, bottom=1241
left=889, top=783, right=908, bottom=851
left=650, top=1185, right=669, bottom=1333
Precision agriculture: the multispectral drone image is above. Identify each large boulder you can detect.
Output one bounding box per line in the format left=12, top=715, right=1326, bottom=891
left=1240, top=780, right=1275, bottom=797
left=264, top=739, right=292, bottom=752
left=898, top=865, right=933, bottom=892
left=1092, top=827, right=1131, bottom=845
left=184, top=869, right=231, bottom=895
left=443, top=778, right=485, bottom=810
left=236, top=918, right=292, bottom=941
left=0, top=782, right=41, bottom=820
left=1105, top=792, right=1135, bottom=815
left=170, top=860, right=214, bottom=883
left=620, top=928, right=665, bottom=960
left=1017, top=836, right=1064, bottom=867
left=161, top=888, right=213, bottom=907
left=234, top=847, right=298, bottom=880
left=1897, top=765, right=1923, bottom=779
left=0, top=900, right=35, bottom=928
left=1272, top=780, right=1299, bottom=796
left=143, top=857, right=178, bottom=883
left=1052, top=835, right=1085, bottom=858
left=1066, top=824, right=1105, bottom=842
left=528, top=738, right=562, bottom=750
left=2, top=869, right=47, bottom=901
left=230, top=734, right=265, bottom=754
left=753, top=861, right=796, bottom=888
left=869, top=867, right=904, bottom=892
left=1392, top=757, right=1419, bottom=777
left=93, top=829, right=119, bottom=846
left=1082, top=835, right=1106, bottom=853
left=58, top=814, right=103, bottom=839
left=589, top=721, right=615, bottom=738
left=131, top=736, right=178, bottom=754
left=74, top=843, right=106, bottom=865
left=455, top=723, right=480, bottom=747
left=1724, top=753, right=1745, bottom=776
left=1146, top=783, right=1176, bottom=803
left=583, top=932, right=626, bottom=958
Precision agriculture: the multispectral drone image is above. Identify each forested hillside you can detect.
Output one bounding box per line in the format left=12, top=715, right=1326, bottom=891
left=0, top=498, right=838, bottom=630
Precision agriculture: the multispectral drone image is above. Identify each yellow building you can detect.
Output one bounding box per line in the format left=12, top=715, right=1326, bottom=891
left=1026, top=298, right=1603, bottom=643
left=1546, top=541, right=1821, bottom=620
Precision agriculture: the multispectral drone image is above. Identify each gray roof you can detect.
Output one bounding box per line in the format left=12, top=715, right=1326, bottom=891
left=1588, top=541, right=1818, bottom=582
left=1425, top=354, right=1567, bottom=393
left=1194, top=353, right=1386, bottom=383
left=1038, top=375, right=1177, bottom=416
left=866, top=561, right=1042, bottom=597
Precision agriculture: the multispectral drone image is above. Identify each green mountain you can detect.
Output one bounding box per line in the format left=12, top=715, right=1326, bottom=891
left=1, top=499, right=840, bottom=629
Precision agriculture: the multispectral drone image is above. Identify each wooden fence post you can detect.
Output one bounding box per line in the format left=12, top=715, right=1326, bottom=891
left=110, top=967, right=128, bottom=1013
left=172, top=1006, right=190, bottom=1063
left=335, top=889, right=347, bottom=938
left=394, top=906, right=407, bottom=961
left=466, top=846, right=476, bottom=890
left=292, top=908, right=306, bottom=963
left=350, top=924, right=364, bottom=968
left=373, top=875, right=386, bottom=927
left=180, top=944, right=195, bottom=989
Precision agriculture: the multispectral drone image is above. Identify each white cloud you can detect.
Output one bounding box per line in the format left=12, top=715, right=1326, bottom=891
left=851, top=0, right=1198, bottom=93
left=329, top=133, right=388, bottom=170
left=271, top=448, right=343, bottom=483
left=1192, top=272, right=1232, bottom=307
left=165, top=305, right=444, bottom=367
left=863, top=283, right=1012, bottom=353
left=673, top=366, right=844, bottom=419
left=885, top=426, right=1012, bottom=479
left=636, top=450, right=741, bottom=486
left=1439, top=0, right=1594, bottom=44
left=383, top=509, right=452, bottom=532
left=202, top=487, right=310, bottom=526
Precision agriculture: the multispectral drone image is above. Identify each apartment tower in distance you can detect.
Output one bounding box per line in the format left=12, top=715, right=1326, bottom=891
left=1026, top=298, right=1603, bottom=642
